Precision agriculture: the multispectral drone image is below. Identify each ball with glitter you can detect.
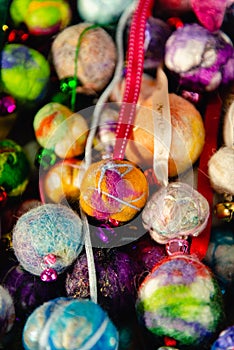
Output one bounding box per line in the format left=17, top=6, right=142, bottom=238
left=10, top=0, right=71, bottom=36
left=136, top=254, right=224, bottom=347
left=23, top=297, right=119, bottom=350
left=142, top=182, right=210, bottom=244
left=0, top=285, right=15, bottom=337
left=0, top=43, right=50, bottom=101
left=33, top=102, right=89, bottom=159
left=51, top=23, right=116, bottom=94
left=165, top=23, right=234, bottom=92
left=79, top=159, right=148, bottom=224
left=212, top=325, right=234, bottom=350
left=66, top=248, right=137, bottom=320
left=0, top=139, right=30, bottom=197
left=77, top=0, right=134, bottom=24
left=12, top=203, right=83, bottom=278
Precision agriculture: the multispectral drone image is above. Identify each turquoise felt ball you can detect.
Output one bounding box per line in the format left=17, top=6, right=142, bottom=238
left=23, top=297, right=119, bottom=350
left=0, top=44, right=50, bottom=101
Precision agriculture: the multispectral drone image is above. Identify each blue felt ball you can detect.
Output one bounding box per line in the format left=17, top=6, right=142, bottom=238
left=23, top=297, right=119, bottom=350
left=211, top=325, right=234, bottom=350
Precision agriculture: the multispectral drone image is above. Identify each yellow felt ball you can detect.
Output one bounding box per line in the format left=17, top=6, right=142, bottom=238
left=79, top=159, right=148, bottom=223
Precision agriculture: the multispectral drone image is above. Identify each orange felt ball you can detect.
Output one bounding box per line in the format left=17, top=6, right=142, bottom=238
left=79, top=159, right=148, bottom=223
left=125, top=93, right=205, bottom=177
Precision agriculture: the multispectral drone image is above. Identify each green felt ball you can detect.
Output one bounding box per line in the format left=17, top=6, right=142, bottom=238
left=0, top=139, right=30, bottom=196
left=0, top=44, right=50, bottom=101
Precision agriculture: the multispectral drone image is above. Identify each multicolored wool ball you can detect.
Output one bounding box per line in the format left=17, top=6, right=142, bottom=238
left=136, top=254, right=225, bottom=347
left=0, top=139, right=30, bottom=197
left=165, top=23, right=234, bottom=92
left=0, top=285, right=15, bottom=338
left=211, top=325, right=234, bottom=350
left=10, top=0, right=72, bottom=36
left=22, top=297, right=119, bottom=350
left=79, top=159, right=148, bottom=223
left=0, top=44, right=50, bottom=101
left=12, top=204, right=83, bottom=279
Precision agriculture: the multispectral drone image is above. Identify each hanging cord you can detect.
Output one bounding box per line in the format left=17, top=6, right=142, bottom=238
left=113, top=0, right=154, bottom=160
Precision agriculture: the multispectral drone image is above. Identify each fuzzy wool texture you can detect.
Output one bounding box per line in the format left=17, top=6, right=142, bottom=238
left=0, top=285, right=15, bottom=336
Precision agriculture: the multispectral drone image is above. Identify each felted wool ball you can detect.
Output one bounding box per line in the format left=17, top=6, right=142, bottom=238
left=23, top=297, right=119, bottom=350
left=0, top=139, right=30, bottom=197
left=51, top=23, right=116, bottom=93
left=77, top=0, right=134, bottom=25
left=204, top=225, right=234, bottom=289
left=155, top=0, right=192, bottom=15
left=2, top=264, right=66, bottom=320
left=125, top=93, right=205, bottom=177
left=79, top=159, right=148, bottom=223
left=165, top=23, right=234, bottom=92
left=66, top=249, right=137, bottom=319
left=211, top=325, right=234, bottom=350
left=12, top=203, right=83, bottom=276
left=142, top=182, right=209, bottom=244
left=208, top=147, right=234, bottom=196
left=136, top=254, right=224, bottom=347
left=42, top=159, right=84, bottom=204
left=10, top=0, right=71, bottom=36
left=0, top=44, right=50, bottom=101
left=33, top=102, right=89, bottom=159
left=0, top=285, right=15, bottom=337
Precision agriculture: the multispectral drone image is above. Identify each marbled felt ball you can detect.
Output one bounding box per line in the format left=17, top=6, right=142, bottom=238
left=10, top=0, right=71, bottom=36
left=212, top=325, right=234, bottom=350
left=51, top=23, right=116, bottom=94
left=142, top=182, right=210, bottom=244
left=23, top=297, right=119, bottom=350
left=0, top=285, right=15, bottom=337
left=12, top=203, right=83, bottom=276
left=0, top=139, right=30, bottom=197
left=0, top=44, right=50, bottom=101
left=79, top=159, right=148, bottom=223
left=33, top=102, right=89, bottom=159
left=136, top=254, right=224, bottom=347
left=125, top=93, right=205, bottom=177
left=77, top=0, right=134, bottom=24
left=165, top=23, right=234, bottom=92
left=66, top=248, right=137, bottom=319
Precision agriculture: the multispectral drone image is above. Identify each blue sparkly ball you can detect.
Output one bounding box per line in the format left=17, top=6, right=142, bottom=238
left=212, top=325, right=234, bottom=350
left=23, top=297, right=119, bottom=350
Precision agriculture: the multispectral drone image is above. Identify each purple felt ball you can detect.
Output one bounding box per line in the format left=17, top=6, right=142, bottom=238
left=165, top=23, right=234, bottom=92
left=66, top=249, right=138, bottom=320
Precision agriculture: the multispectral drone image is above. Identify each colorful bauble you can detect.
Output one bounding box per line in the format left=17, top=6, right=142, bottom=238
left=66, top=248, right=137, bottom=319
left=165, top=23, right=234, bottom=92
left=0, top=139, right=30, bottom=197
left=77, top=0, right=134, bottom=24
left=142, top=182, right=209, bottom=244
left=79, top=159, right=148, bottom=223
left=0, top=285, right=15, bottom=337
left=12, top=204, right=83, bottom=277
left=10, top=0, right=71, bottom=36
left=0, top=44, right=50, bottom=101
left=23, top=297, right=119, bottom=350
left=51, top=23, right=117, bottom=93
left=33, top=102, right=89, bottom=159
left=136, top=254, right=224, bottom=347
left=212, top=325, right=234, bottom=350
left=125, top=93, right=205, bottom=177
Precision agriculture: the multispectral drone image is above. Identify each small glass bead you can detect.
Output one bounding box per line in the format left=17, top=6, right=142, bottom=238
left=40, top=268, right=58, bottom=282
left=166, top=238, right=190, bottom=256
left=44, top=254, right=57, bottom=265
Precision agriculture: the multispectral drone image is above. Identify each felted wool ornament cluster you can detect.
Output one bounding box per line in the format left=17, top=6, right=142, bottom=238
left=0, top=285, right=15, bottom=338
left=33, top=102, right=89, bottom=159
left=51, top=23, right=117, bottom=94
left=22, top=297, right=119, bottom=350
left=0, top=44, right=50, bottom=102
left=79, top=159, right=148, bottom=224
left=9, top=0, right=72, bottom=36
left=0, top=139, right=30, bottom=197
left=136, top=254, right=225, bottom=347
left=12, top=204, right=84, bottom=280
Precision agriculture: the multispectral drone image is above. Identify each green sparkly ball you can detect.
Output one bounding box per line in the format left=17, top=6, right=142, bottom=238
left=0, top=139, right=30, bottom=196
